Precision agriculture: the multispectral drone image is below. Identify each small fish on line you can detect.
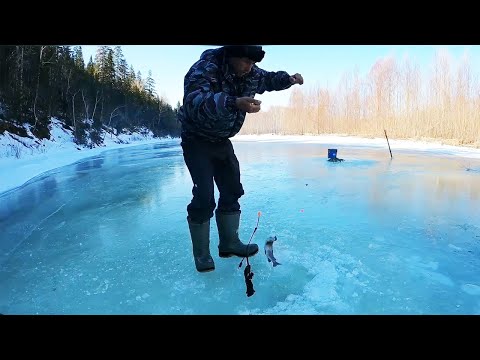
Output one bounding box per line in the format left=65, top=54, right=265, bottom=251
left=264, top=236, right=281, bottom=267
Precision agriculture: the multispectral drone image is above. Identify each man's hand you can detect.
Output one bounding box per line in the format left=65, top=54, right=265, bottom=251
left=289, top=73, right=304, bottom=85
left=235, top=97, right=262, bottom=113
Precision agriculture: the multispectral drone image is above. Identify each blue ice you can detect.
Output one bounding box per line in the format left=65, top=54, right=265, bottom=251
left=1, top=140, right=479, bottom=314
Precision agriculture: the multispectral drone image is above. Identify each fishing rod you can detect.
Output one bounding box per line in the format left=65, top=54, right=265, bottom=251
left=239, top=211, right=261, bottom=297
left=238, top=211, right=261, bottom=268
left=384, top=129, right=393, bottom=159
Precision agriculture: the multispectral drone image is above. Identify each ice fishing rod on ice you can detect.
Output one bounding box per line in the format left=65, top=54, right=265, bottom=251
left=384, top=129, right=393, bottom=159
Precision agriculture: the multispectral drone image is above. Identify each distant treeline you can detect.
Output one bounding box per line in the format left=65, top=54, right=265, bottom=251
left=0, top=45, right=180, bottom=145
left=241, top=49, right=480, bottom=147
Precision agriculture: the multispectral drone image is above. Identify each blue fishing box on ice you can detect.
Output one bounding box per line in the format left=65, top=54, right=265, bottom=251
left=328, top=149, right=337, bottom=159
left=327, top=148, right=344, bottom=162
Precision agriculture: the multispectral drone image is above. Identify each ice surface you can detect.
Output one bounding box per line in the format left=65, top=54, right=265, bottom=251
left=1, top=138, right=479, bottom=314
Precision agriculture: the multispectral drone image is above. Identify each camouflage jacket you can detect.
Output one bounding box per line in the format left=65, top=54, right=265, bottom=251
left=177, top=47, right=293, bottom=142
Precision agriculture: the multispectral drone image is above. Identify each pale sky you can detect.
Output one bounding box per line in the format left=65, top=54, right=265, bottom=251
left=81, top=45, right=480, bottom=110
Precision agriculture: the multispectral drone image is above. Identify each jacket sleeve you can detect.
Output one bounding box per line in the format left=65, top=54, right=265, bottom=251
left=182, top=60, right=238, bottom=131
left=255, top=67, right=294, bottom=94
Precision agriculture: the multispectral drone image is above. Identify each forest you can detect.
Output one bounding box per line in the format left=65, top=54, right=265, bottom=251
left=0, top=45, right=180, bottom=147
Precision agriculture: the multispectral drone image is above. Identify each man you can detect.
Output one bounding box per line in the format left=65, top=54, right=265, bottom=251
left=177, top=45, right=303, bottom=272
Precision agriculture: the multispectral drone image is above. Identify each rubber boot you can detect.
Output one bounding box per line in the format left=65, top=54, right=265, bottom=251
left=187, top=217, right=215, bottom=272
left=216, top=211, right=259, bottom=258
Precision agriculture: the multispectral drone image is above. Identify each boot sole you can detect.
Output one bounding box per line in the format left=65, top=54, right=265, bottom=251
left=219, top=248, right=259, bottom=258
left=197, top=267, right=215, bottom=273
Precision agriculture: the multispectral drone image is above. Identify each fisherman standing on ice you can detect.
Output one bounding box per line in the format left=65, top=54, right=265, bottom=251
left=177, top=45, right=304, bottom=272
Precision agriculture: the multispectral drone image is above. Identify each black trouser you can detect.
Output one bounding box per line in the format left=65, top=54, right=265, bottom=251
left=181, top=137, right=245, bottom=223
